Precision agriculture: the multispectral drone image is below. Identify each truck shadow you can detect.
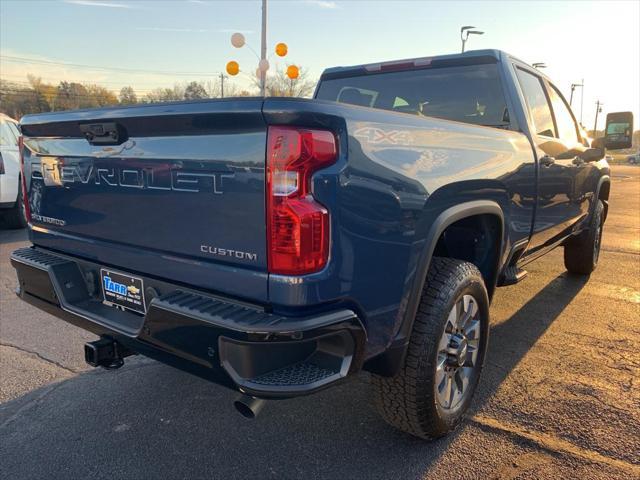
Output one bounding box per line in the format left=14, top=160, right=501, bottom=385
left=474, top=271, right=588, bottom=407
left=0, top=272, right=587, bottom=479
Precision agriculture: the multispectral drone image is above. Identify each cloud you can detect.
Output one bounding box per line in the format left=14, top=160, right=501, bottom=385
left=218, top=29, right=254, bottom=34
left=64, top=0, right=136, bottom=8
left=136, top=27, right=209, bottom=33
left=305, top=0, right=339, bottom=8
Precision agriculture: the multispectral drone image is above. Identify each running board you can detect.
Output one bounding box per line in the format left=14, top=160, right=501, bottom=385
left=498, top=266, right=528, bottom=286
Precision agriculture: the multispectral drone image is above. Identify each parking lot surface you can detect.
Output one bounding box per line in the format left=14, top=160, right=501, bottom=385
left=1, top=166, right=638, bottom=479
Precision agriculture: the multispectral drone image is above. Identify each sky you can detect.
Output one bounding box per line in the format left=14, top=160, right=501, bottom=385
left=1, top=0, right=639, bottom=130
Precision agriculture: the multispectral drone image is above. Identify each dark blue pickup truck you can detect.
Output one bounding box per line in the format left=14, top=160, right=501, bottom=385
left=11, top=50, right=633, bottom=439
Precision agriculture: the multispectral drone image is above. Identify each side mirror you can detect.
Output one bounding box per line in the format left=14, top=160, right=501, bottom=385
left=579, top=147, right=604, bottom=162
left=591, top=137, right=604, bottom=149
left=604, top=111, right=634, bottom=150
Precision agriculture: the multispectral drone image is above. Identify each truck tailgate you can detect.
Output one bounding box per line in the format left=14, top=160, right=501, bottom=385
left=20, top=100, right=268, bottom=291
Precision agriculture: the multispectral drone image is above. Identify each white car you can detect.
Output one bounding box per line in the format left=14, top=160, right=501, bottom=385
left=0, top=113, right=27, bottom=228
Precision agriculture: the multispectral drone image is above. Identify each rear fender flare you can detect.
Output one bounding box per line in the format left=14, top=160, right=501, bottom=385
left=403, top=200, right=504, bottom=335
left=365, top=200, right=504, bottom=376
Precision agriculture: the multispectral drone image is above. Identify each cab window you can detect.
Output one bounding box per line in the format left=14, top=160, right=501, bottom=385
left=515, top=68, right=555, bottom=138
left=317, top=63, right=510, bottom=128
left=548, top=84, right=579, bottom=144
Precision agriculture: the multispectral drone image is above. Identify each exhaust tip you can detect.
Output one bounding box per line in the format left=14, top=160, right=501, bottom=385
left=234, top=394, right=265, bottom=419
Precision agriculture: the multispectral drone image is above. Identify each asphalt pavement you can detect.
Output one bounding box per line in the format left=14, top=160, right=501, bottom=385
left=1, top=166, right=638, bottom=479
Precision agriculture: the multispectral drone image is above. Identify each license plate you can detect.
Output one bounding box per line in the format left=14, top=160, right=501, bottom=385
left=100, top=269, right=146, bottom=314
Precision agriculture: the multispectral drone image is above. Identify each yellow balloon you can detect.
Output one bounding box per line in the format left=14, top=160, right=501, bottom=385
left=286, top=65, right=299, bottom=80
left=226, top=61, right=239, bottom=76
left=275, top=42, right=288, bottom=57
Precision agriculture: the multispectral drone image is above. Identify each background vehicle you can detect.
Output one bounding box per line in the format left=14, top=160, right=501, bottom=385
left=628, top=152, right=639, bottom=164
left=0, top=113, right=27, bottom=228
left=11, top=50, right=632, bottom=440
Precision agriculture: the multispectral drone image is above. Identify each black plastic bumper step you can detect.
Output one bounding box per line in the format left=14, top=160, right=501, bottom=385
left=251, top=362, right=337, bottom=386
left=501, top=266, right=528, bottom=286
left=154, top=289, right=357, bottom=334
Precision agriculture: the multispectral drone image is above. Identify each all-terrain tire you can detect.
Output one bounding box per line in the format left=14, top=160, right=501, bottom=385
left=564, top=199, right=604, bottom=275
left=371, top=257, right=490, bottom=440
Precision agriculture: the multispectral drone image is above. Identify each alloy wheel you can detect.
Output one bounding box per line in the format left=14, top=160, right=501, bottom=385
left=435, top=294, right=481, bottom=411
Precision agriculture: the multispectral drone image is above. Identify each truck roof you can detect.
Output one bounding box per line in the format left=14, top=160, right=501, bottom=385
left=319, top=49, right=533, bottom=81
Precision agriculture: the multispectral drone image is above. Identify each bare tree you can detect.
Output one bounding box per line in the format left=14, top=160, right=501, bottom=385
left=251, top=65, right=316, bottom=97
left=0, top=73, right=310, bottom=117
left=56, top=81, right=89, bottom=110
left=204, top=79, right=255, bottom=99
left=119, top=86, right=138, bottom=105
left=85, top=84, right=118, bottom=107
left=144, top=85, right=185, bottom=103
left=1, top=80, right=49, bottom=118
left=184, top=82, right=208, bottom=100
left=184, top=81, right=208, bottom=100
left=27, top=75, right=57, bottom=110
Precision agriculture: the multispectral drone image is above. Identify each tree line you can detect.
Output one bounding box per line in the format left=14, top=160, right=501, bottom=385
left=0, top=67, right=316, bottom=119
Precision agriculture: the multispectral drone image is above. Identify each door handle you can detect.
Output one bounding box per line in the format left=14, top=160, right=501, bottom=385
left=540, top=155, right=555, bottom=167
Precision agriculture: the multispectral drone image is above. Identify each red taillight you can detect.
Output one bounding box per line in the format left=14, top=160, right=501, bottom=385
left=18, top=136, right=31, bottom=223
left=266, top=126, right=337, bottom=275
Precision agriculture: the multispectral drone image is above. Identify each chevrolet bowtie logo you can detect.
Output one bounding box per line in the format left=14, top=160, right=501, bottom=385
left=127, top=285, right=140, bottom=295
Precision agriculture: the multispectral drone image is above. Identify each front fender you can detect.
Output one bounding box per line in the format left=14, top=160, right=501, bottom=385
left=593, top=174, right=610, bottom=222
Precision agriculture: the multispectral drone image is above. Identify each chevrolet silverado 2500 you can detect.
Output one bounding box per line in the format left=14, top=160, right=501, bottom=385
left=11, top=50, right=633, bottom=439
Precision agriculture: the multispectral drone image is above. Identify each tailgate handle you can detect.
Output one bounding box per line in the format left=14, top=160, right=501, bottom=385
left=80, top=122, right=128, bottom=146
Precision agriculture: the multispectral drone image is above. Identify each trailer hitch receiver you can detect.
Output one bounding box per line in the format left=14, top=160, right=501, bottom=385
left=84, top=337, right=133, bottom=369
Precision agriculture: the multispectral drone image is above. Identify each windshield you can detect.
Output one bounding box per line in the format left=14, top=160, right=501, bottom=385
left=315, top=63, right=509, bottom=128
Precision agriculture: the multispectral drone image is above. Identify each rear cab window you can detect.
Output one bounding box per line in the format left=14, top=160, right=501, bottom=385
left=315, top=63, right=511, bottom=128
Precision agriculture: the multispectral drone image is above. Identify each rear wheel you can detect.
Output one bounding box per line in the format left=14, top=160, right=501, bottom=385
left=372, top=257, right=489, bottom=440
left=564, top=199, right=604, bottom=275
left=2, top=182, right=27, bottom=229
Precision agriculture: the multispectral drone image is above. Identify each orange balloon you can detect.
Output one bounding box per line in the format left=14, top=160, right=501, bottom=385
left=226, top=61, right=239, bottom=76
left=286, top=65, right=299, bottom=80
left=275, top=42, right=288, bottom=57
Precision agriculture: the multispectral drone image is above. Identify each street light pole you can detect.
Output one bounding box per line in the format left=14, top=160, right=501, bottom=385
left=570, top=84, right=575, bottom=106
left=260, top=0, right=267, bottom=96
left=461, top=25, right=472, bottom=53
left=227, top=1, right=294, bottom=95
left=569, top=81, right=583, bottom=107
left=580, top=78, right=584, bottom=124
left=219, top=73, right=227, bottom=98
left=593, top=100, right=603, bottom=136
left=460, top=26, right=484, bottom=53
